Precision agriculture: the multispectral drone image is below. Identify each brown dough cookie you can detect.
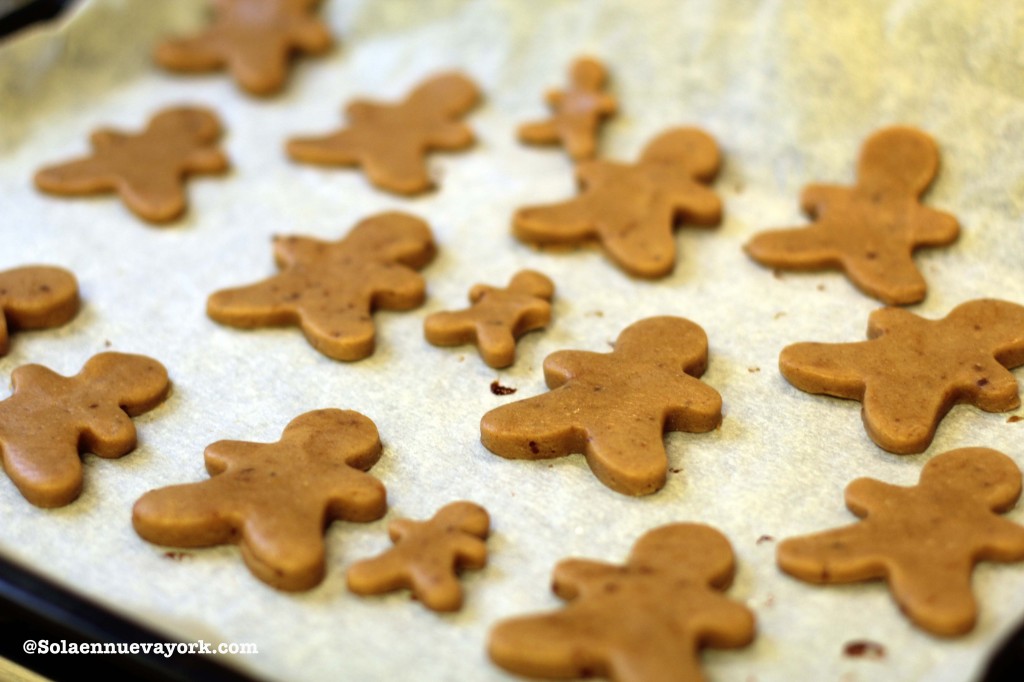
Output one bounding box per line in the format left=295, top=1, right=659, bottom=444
left=0, top=353, right=169, bottom=508
left=347, top=501, right=489, bottom=612
left=513, top=127, right=722, bottom=279
left=517, top=56, right=617, bottom=161
left=286, top=72, right=480, bottom=195
left=133, top=409, right=387, bottom=592
left=423, top=270, right=554, bottom=368
left=154, top=0, right=332, bottom=96
left=744, top=126, right=959, bottom=305
left=777, top=447, right=1024, bottom=636
left=206, top=211, right=435, bottom=361
left=488, top=523, right=755, bottom=682
left=480, top=316, right=722, bottom=495
left=779, top=299, right=1024, bottom=454
left=34, top=107, right=229, bottom=224
left=0, top=265, right=79, bottom=356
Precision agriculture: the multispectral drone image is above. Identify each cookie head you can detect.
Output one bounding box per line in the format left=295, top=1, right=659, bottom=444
left=612, top=315, right=709, bottom=373
left=630, top=523, right=735, bottom=586
left=343, top=211, right=437, bottom=267
left=919, top=447, right=1023, bottom=510
left=569, top=57, right=607, bottom=90
left=82, top=353, right=171, bottom=415
left=149, top=107, right=223, bottom=143
left=640, top=127, right=720, bottom=181
left=407, top=72, right=480, bottom=121
left=857, top=126, right=940, bottom=197
left=0, top=266, right=79, bottom=331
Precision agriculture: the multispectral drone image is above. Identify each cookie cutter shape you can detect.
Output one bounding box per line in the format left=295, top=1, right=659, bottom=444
left=779, top=299, right=1024, bottom=454
left=513, top=127, right=722, bottom=279
left=154, top=0, right=332, bottom=96
left=34, top=107, right=229, bottom=224
left=207, top=212, right=436, bottom=361
left=347, top=501, right=490, bottom=612
left=517, top=56, right=617, bottom=161
left=286, top=72, right=480, bottom=195
left=745, top=126, right=959, bottom=305
left=778, top=447, right=1024, bottom=636
left=133, top=409, right=387, bottom=592
left=423, top=270, right=554, bottom=369
left=0, top=266, right=79, bottom=356
left=480, top=316, right=722, bottom=495
left=488, top=523, right=755, bottom=682
left=0, top=353, right=169, bottom=508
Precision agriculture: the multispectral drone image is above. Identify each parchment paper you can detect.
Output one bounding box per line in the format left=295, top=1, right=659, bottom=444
left=2, top=1, right=1024, bottom=680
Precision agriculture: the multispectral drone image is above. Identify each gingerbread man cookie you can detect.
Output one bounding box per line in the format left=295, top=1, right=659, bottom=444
left=207, top=212, right=436, bottom=361
left=745, top=126, right=959, bottom=305
left=286, top=72, right=480, bottom=195
left=777, top=447, right=1024, bottom=636
left=347, top=501, right=490, bottom=612
left=488, top=523, right=755, bottom=682
left=133, top=409, right=387, bottom=591
left=780, top=299, right=1024, bottom=454
left=0, top=353, right=169, bottom=508
left=0, top=265, right=79, bottom=356
left=423, top=270, right=554, bottom=368
left=154, top=0, right=332, bottom=96
left=480, top=316, right=722, bottom=495
left=517, top=56, right=617, bottom=161
left=34, top=107, right=229, bottom=224
left=513, top=127, right=722, bottom=279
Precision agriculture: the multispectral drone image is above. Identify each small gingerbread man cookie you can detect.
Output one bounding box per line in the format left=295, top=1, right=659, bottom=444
left=133, top=409, right=387, bottom=591
left=517, top=56, right=617, bottom=161
left=513, top=127, right=722, bottom=278
left=34, top=107, right=229, bottom=224
left=154, top=0, right=333, bottom=96
left=423, top=270, right=554, bottom=369
left=286, top=72, right=480, bottom=195
left=745, top=126, right=959, bottom=305
left=480, top=316, right=722, bottom=495
left=347, top=501, right=490, bottom=612
left=207, top=212, right=436, bottom=361
left=488, top=523, right=755, bottom=682
left=780, top=299, right=1024, bottom=454
left=0, top=265, right=79, bottom=356
left=777, top=447, right=1024, bottom=636
left=0, top=353, right=169, bottom=508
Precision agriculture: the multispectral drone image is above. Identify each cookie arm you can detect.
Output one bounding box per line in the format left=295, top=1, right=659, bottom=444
left=154, top=33, right=225, bottom=73
left=513, top=196, right=596, bottom=245
left=744, top=222, right=843, bottom=270
left=207, top=273, right=305, bottom=328
left=517, top=118, right=560, bottom=145
left=286, top=129, right=362, bottom=165
left=909, top=206, right=960, bottom=247
left=776, top=523, right=886, bottom=584
left=34, top=156, right=115, bottom=195
left=480, top=391, right=582, bottom=461
left=427, top=122, right=475, bottom=150
left=778, top=341, right=868, bottom=399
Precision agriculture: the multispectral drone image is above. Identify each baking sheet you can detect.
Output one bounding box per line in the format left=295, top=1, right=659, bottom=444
left=2, top=0, right=1024, bottom=680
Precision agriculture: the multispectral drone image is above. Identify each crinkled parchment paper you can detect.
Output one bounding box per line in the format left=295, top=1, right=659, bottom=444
left=2, top=0, right=1024, bottom=680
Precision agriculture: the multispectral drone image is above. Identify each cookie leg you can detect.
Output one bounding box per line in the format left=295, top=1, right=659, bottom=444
left=117, top=171, right=189, bottom=223
left=888, top=563, right=978, bottom=636
left=488, top=611, right=612, bottom=680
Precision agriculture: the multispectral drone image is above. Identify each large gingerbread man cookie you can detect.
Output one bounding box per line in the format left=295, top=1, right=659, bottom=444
left=513, top=127, right=722, bottom=278
left=34, top=107, right=229, bottom=224
left=777, top=447, right=1024, bottom=636
left=133, top=409, right=387, bottom=591
left=0, top=353, right=169, bottom=508
left=0, top=265, right=79, bottom=356
left=423, top=270, right=554, bottom=368
left=154, top=0, right=333, bottom=96
left=207, top=212, right=436, bottom=361
left=286, top=72, right=480, bottom=195
left=780, top=299, right=1024, bottom=454
left=480, top=316, right=722, bottom=495
left=347, top=501, right=490, bottom=612
left=517, top=56, right=617, bottom=161
left=488, top=523, right=755, bottom=682
left=745, top=126, right=959, bottom=305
